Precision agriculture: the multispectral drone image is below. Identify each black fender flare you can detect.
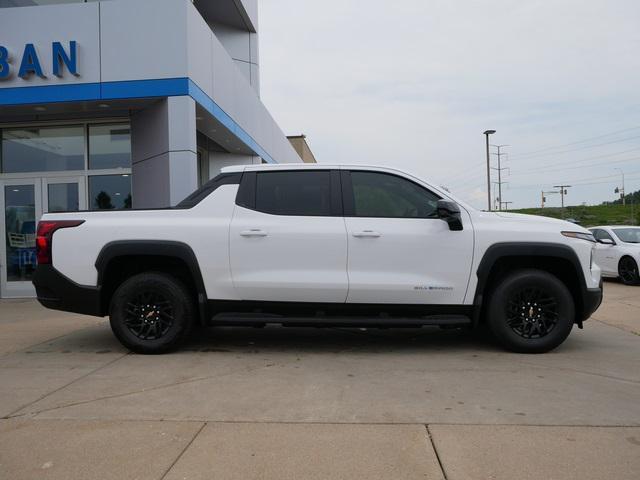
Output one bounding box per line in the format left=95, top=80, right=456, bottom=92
left=95, top=240, right=208, bottom=323
left=472, top=242, right=589, bottom=326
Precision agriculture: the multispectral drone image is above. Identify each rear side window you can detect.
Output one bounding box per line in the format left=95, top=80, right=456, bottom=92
left=345, top=171, right=440, bottom=218
left=254, top=171, right=332, bottom=216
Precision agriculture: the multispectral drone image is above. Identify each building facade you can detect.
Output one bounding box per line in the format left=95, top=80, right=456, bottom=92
left=0, top=0, right=304, bottom=297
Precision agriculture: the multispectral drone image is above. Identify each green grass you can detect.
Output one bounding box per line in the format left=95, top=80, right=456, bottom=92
left=512, top=204, right=640, bottom=227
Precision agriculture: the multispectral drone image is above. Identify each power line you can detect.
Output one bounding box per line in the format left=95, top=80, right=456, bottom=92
left=509, top=146, right=640, bottom=174
left=510, top=155, right=640, bottom=176
left=509, top=126, right=640, bottom=158
left=510, top=134, right=640, bottom=161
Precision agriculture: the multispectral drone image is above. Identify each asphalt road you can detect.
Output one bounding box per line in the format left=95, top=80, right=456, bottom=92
left=0, top=280, right=638, bottom=479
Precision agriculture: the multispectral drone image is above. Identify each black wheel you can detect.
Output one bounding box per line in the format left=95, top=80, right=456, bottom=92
left=618, top=256, right=640, bottom=285
left=109, top=272, right=195, bottom=354
left=486, top=269, right=575, bottom=353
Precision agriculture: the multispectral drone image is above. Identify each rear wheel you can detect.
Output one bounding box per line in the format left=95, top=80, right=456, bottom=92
left=109, top=272, right=195, bottom=354
left=618, top=256, right=640, bottom=285
left=486, top=269, right=575, bottom=353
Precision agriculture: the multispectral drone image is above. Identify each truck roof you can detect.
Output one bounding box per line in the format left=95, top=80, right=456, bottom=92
left=221, top=163, right=409, bottom=174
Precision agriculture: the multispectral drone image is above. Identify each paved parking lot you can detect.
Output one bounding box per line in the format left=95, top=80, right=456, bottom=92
left=0, top=280, right=638, bottom=479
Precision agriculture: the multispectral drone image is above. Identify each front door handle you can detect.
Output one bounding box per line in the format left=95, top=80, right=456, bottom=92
left=353, top=230, right=381, bottom=238
left=240, top=229, right=268, bottom=237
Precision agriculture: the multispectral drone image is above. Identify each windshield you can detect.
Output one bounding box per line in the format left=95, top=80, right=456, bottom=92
left=613, top=228, right=640, bottom=243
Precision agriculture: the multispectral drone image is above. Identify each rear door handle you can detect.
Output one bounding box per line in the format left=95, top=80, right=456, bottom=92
left=240, top=229, right=268, bottom=237
left=353, top=230, right=381, bottom=238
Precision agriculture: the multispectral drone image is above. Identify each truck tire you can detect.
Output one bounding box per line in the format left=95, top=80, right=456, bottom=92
left=486, top=269, right=575, bottom=353
left=618, top=256, right=640, bottom=285
left=109, top=272, right=195, bottom=354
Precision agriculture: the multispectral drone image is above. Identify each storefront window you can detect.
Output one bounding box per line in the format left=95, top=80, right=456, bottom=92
left=47, top=183, right=79, bottom=213
left=89, top=175, right=132, bottom=210
left=4, top=185, right=36, bottom=282
left=88, top=124, right=132, bottom=170
left=0, top=1, right=98, bottom=7
left=1, top=126, right=84, bottom=173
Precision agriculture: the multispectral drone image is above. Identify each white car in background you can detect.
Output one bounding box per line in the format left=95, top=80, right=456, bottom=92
left=589, top=226, right=640, bottom=285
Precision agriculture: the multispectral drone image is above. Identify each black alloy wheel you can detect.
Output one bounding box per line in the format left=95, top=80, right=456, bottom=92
left=506, top=287, right=559, bottom=339
left=110, top=272, right=195, bottom=354
left=124, top=291, right=175, bottom=341
left=487, top=269, right=575, bottom=353
left=619, top=257, right=640, bottom=285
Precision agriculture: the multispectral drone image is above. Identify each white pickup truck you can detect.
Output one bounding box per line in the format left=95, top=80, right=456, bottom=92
left=33, top=164, right=602, bottom=354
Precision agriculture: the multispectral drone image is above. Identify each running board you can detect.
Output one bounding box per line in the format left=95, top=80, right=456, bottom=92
left=209, top=313, right=471, bottom=327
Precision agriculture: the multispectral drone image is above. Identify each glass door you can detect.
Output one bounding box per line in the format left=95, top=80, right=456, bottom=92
left=1, top=179, right=41, bottom=298
left=0, top=177, right=85, bottom=298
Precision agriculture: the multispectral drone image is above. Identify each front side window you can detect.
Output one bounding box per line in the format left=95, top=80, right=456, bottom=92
left=255, top=171, right=332, bottom=216
left=592, top=229, right=614, bottom=242
left=348, top=171, right=439, bottom=218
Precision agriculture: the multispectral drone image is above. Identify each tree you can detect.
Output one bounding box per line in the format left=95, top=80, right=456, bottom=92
left=94, top=191, right=114, bottom=210
left=611, top=189, right=640, bottom=206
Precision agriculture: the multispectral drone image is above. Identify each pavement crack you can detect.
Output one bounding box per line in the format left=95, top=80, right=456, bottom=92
left=425, top=424, right=448, bottom=480
left=4, top=352, right=130, bottom=419
left=160, top=422, right=206, bottom=480
left=20, top=360, right=296, bottom=418
left=511, top=358, right=640, bottom=385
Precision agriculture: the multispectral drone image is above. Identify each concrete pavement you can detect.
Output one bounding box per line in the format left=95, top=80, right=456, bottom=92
left=0, top=279, right=638, bottom=479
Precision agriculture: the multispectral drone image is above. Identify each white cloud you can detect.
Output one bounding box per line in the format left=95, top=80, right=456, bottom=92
left=259, top=0, right=640, bottom=208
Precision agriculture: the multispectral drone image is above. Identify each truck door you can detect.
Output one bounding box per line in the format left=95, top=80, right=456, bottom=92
left=341, top=169, right=474, bottom=305
left=229, top=169, right=348, bottom=303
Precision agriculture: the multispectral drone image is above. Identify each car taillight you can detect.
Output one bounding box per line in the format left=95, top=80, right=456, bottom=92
left=36, top=220, right=85, bottom=265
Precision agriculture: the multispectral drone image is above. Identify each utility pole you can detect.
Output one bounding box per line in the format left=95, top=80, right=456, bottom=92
left=483, top=130, right=496, bottom=211
left=502, top=201, right=513, bottom=211
left=491, top=144, right=509, bottom=211
left=553, top=185, right=572, bottom=208
left=615, top=168, right=626, bottom=206
left=541, top=190, right=558, bottom=208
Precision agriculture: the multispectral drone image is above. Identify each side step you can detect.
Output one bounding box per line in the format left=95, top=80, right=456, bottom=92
left=209, top=313, right=471, bottom=328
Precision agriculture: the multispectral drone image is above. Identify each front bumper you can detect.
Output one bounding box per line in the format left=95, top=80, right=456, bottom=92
left=580, top=279, right=603, bottom=323
left=33, top=265, right=104, bottom=317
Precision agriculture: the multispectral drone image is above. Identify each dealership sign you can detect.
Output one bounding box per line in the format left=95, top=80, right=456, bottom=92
left=0, top=41, right=78, bottom=80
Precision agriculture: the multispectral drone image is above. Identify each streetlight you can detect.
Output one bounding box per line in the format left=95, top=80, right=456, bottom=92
left=483, top=130, right=496, bottom=211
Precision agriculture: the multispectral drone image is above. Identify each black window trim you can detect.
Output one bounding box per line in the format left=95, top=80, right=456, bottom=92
left=235, top=169, right=343, bottom=217
left=175, top=172, right=242, bottom=209
left=341, top=169, right=442, bottom=219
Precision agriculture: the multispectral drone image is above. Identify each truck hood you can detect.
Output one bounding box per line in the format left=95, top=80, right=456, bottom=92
left=491, top=212, right=591, bottom=233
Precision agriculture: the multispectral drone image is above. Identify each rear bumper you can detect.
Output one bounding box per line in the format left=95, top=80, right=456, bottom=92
left=32, top=265, right=104, bottom=317
left=580, top=280, right=603, bottom=322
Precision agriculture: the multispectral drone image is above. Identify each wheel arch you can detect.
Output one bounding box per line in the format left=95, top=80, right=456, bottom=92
left=95, top=240, right=208, bottom=323
left=473, top=242, right=588, bottom=327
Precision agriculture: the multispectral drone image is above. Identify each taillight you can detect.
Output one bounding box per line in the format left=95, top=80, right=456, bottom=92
left=36, top=220, right=85, bottom=265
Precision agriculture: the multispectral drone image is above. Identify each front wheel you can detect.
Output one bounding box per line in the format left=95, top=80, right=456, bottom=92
left=486, top=269, right=575, bottom=353
left=618, top=256, right=640, bottom=285
left=109, top=272, right=195, bottom=354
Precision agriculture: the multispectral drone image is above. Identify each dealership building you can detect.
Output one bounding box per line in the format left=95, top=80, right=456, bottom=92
left=0, top=0, right=308, bottom=297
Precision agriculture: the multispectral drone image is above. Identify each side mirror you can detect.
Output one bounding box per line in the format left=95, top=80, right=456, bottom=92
left=598, top=238, right=615, bottom=245
left=437, top=200, right=463, bottom=231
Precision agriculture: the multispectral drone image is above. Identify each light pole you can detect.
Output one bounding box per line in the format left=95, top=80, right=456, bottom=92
left=483, top=130, right=496, bottom=211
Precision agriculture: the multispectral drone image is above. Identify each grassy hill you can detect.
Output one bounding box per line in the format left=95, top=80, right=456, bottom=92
left=512, top=203, right=639, bottom=227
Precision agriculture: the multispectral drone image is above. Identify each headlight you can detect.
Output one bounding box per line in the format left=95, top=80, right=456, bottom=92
left=561, top=231, right=596, bottom=243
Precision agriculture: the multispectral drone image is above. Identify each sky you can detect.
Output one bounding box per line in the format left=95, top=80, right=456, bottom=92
left=258, top=0, right=640, bottom=210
